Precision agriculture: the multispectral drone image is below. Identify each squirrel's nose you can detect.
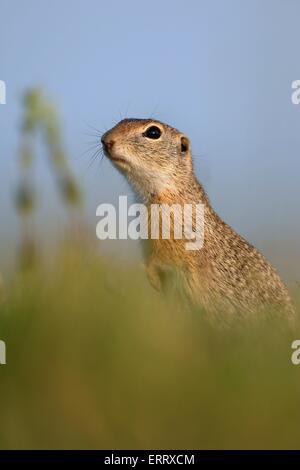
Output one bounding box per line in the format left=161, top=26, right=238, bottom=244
left=101, top=135, right=115, bottom=153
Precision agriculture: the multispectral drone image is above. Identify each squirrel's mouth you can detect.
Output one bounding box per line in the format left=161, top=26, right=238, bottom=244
left=109, top=155, right=127, bottom=164
left=102, top=140, right=129, bottom=168
left=104, top=150, right=129, bottom=168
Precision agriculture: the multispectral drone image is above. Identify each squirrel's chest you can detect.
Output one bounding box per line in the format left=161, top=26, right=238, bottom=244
left=145, top=237, right=191, bottom=265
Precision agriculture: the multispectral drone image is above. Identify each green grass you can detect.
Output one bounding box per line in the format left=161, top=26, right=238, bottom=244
left=0, top=246, right=299, bottom=449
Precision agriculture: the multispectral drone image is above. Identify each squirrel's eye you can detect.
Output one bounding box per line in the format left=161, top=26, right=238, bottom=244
left=143, top=126, right=161, bottom=139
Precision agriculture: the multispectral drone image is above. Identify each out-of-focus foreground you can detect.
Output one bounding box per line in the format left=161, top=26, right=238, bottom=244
left=0, top=250, right=300, bottom=449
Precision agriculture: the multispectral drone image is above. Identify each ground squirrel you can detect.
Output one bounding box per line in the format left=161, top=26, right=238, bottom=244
left=101, top=118, right=294, bottom=323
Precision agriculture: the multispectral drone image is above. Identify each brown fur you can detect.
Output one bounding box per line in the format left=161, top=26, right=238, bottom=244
left=102, top=118, right=295, bottom=324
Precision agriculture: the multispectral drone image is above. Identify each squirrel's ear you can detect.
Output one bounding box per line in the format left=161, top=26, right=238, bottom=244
left=180, top=136, right=190, bottom=154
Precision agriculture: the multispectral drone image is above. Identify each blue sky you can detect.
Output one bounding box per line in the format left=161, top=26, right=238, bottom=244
left=1, top=0, right=300, bottom=279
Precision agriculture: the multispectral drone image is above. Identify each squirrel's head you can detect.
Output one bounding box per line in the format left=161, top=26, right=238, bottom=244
left=101, top=118, right=193, bottom=199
